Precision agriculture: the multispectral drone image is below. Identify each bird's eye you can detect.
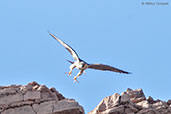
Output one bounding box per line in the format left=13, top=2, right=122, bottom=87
left=82, top=64, right=85, bottom=67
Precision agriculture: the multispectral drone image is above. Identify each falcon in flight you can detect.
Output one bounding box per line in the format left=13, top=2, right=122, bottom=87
left=49, top=33, right=130, bottom=82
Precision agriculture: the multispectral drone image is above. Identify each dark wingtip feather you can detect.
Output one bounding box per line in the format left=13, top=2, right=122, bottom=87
left=48, top=31, right=53, bottom=36
left=123, top=71, right=132, bottom=74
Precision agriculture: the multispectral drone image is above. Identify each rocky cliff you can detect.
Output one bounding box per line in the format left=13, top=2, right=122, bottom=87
left=0, top=82, right=170, bottom=114
left=88, top=88, right=171, bottom=114
left=0, top=82, right=84, bottom=114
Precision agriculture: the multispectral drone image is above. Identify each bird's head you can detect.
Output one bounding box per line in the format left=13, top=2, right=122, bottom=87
left=80, top=61, right=89, bottom=69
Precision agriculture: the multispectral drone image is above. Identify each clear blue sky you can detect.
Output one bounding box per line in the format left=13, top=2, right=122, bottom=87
left=0, top=0, right=170, bottom=113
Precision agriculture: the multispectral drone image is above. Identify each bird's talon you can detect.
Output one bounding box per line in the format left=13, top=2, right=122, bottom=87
left=74, top=77, right=79, bottom=83
left=65, top=72, right=72, bottom=76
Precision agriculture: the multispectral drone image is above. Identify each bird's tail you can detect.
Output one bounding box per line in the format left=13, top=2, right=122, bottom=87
left=66, top=59, right=74, bottom=64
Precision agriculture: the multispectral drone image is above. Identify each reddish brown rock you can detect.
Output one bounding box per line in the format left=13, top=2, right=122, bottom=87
left=88, top=88, right=171, bottom=114
left=0, top=82, right=84, bottom=114
left=1, top=82, right=171, bottom=114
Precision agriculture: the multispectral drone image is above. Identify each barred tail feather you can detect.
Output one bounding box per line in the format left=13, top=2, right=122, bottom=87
left=66, top=59, right=74, bottom=64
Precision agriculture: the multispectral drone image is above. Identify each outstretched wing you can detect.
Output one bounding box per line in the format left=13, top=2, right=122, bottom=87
left=49, top=33, right=80, bottom=61
left=88, top=64, right=130, bottom=74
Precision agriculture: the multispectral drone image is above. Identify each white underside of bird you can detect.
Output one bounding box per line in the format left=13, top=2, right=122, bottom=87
left=49, top=32, right=130, bottom=83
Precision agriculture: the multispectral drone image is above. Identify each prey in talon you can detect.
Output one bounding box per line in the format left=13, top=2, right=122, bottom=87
left=49, top=32, right=131, bottom=83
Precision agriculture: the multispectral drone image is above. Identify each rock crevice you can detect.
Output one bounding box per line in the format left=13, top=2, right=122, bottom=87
left=1, top=82, right=170, bottom=114
left=88, top=88, right=171, bottom=114
left=0, top=82, right=84, bottom=114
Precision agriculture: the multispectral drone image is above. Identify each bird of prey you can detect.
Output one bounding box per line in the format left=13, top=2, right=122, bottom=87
left=49, top=33, right=130, bottom=82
